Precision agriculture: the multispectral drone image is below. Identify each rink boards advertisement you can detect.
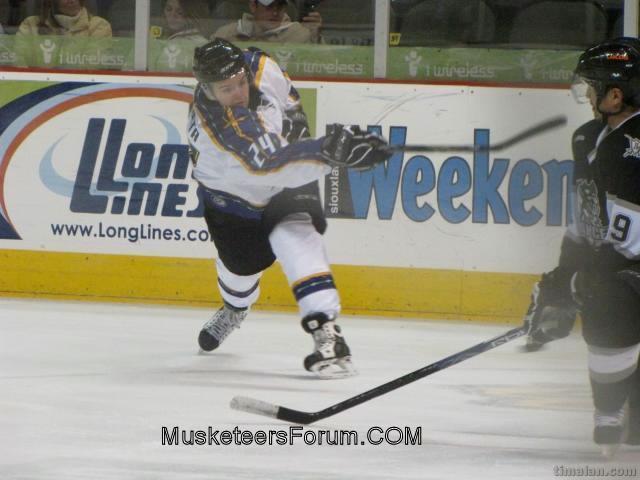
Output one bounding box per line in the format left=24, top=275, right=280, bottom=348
left=0, top=76, right=592, bottom=319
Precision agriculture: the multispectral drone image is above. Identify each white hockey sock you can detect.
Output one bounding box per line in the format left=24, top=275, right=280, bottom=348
left=215, top=258, right=261, bottom=309
left=269, top=213, right=340, bottom=318
left=588, top=343, right=640, bottom=384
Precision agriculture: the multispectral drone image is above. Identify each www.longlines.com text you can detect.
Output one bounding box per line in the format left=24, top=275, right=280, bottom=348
left=51, top=222, right=210, bottom=243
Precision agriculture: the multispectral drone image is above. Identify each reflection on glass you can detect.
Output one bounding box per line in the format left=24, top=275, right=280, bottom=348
left=149, top=0, right=212, bottom=73
left=0, top=0, right=628, bottom=81
left=242, top=1, right=374, bottom=78
left=105, top=0, right=136, bottom=37
left=16, top=0, right=111, bottom=36
left=150, top=1, right=375, bottom=77
left=389, top=0, right=623, bottom=49
left=313, top=0, right=373, bottom=46
left=5, top=0, right=138, bottom=70
left=0, top=0, right=137, bottom=70
left=150, top=0, right=210, bottom=41
left=387, top=0, right=624, bottom=83
left=212, top=0, right=322, bottom=44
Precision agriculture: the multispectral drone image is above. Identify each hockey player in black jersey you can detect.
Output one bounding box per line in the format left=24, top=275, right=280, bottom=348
left=524, top=118, right=604, bottom=352
left=187, top=38, right=391, bottom=378
left=524, top=37, right=640, bottom=456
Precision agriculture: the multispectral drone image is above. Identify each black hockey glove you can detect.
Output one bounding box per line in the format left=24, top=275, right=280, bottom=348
left=523, top=267, right=578, bottom=350
left=282, top=108, right=310, bottom=143
left=321, top=124, right=392, bottom=171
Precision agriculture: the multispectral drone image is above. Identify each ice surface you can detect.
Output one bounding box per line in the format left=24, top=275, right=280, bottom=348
left=0, top=298, right=638, bottom=479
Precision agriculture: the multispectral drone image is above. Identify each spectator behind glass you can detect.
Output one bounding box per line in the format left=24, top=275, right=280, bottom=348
left=214, top=0, right=321, bottom=43
left=17, top=0, right=111, bottom=36
left=150, top=0, right=210, bottom=42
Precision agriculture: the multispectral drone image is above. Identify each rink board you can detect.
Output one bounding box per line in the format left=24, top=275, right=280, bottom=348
left=0, top=248, right=536, bottom=321
left=0, top=74, right=591, bottom=321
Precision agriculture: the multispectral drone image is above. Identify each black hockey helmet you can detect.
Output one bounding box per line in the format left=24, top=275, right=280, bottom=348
left=193, top=38, right=247, bottom=84
left=572, top=37, right=640, bottom=107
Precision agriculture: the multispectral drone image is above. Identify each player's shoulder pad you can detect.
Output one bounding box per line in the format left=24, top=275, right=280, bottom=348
left=619, top=114, right=640, bottom=162
left=621, top=111, right=640, bottom=135
left=244, top=48, right=279, bottom=77
left=572, top=118, right=604, bottom=145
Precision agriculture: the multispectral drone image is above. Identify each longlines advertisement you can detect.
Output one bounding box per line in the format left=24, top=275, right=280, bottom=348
left=0, top=79, right=590, bottom=274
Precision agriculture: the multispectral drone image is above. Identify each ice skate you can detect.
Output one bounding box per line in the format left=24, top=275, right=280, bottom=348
left=198, top=303, right=247, bottom=352
left=302, top=313, right=357, bottom=379
left=594, top=408, right=625, bottom=459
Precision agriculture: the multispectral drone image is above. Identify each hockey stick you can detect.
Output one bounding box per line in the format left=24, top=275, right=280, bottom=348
left=387, top=115, right=567, bottom=153
left=230, top=325, right=527, bottom=425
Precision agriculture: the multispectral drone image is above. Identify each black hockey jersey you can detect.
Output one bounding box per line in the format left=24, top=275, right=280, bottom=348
left=564, top=113, right=640, bottom=273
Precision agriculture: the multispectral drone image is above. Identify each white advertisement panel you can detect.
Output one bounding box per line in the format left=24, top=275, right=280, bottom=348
left=0, top=78, right=592, bottom=274
left=312, top=82, right=592, bottom=273
left=0, top=82, right=211, bottom=257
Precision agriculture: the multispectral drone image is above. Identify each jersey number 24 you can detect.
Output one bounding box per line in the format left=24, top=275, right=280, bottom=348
left=248, top=134, right=277, bottom=168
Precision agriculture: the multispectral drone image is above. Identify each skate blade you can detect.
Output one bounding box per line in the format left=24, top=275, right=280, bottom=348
left=600, top=444, right=620, bottom=460
left=311, top=358, right=358, bottom=380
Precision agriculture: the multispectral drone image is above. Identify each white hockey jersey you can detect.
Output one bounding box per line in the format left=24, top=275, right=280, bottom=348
left=187, top=49, right=330, bottom=212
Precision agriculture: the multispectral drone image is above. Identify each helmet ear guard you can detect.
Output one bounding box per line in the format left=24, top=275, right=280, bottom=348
left=199, top=81, right=216, bottom=101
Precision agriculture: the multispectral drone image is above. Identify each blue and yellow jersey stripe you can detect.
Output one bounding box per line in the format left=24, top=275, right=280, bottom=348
left=194, top=86, right=327, bottom=175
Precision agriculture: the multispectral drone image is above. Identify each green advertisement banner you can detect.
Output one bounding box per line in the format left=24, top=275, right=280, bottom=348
left=0, top=35, right=135, bottom=69
left=147, top=38, right=204, bottom=73
left=0, top=33, right=582, bottom=84
left=148, top=39, right=375, bottom=78
left=387, top=47, right=582, bottom=84
left=148, top=41, right=581, bottom=84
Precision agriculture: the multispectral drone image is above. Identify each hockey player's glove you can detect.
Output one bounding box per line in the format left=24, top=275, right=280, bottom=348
left=321, top=124, right=392, bottom=171
left=523, top=267, right=578, bottom=351
left=282, top=108, right=310, bottom=143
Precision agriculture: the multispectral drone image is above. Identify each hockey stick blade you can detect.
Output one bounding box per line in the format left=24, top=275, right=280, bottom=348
left=389, top=115, right=567, bottom=153
left=230, top=325, right=527, bottom=425
left=230, top=396, right=279, bottom=419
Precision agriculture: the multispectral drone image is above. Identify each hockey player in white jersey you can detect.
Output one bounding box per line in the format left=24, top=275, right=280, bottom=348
left=187, top=38, right=391, bottom=378
left=524, top=37, right=640, bottom=456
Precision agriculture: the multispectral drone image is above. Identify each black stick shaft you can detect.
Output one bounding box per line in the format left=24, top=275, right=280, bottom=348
left=389, top=115, right=567, bottom=153
left=276, top=326, right=527, bottom=424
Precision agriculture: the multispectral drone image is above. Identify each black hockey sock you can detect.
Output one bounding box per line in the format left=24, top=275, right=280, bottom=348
left=590, top=374, right=635, bottom=412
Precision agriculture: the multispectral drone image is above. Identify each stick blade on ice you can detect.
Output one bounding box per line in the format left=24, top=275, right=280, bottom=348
left=230, top=396, right=279, bottom=419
